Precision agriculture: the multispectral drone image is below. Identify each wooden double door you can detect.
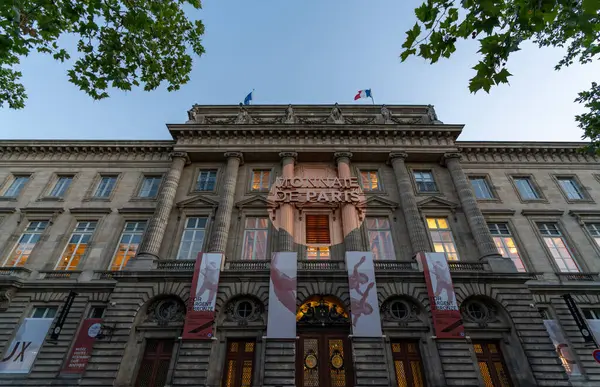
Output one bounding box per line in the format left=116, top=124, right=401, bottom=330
left=135, top=339, right=174, bottom=387
left=297, top=331, right=354, bottom=387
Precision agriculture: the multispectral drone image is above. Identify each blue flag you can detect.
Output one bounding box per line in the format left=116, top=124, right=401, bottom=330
left=243, top=91, right=253, bottom=105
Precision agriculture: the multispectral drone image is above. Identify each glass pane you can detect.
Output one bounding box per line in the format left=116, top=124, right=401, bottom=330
left=426, top=218, right=438, bottom=229
left=437, top=218, right=448, bottom=229
left=32, top=308, right=45, bottom=318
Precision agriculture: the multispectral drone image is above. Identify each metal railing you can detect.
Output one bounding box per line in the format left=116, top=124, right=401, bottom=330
left=156, top=260, right=195, bottom=271
left=448, top=262, right=486, bottom=272
left=224, top=260, right=270, bottom=271
left=298, top=260, right=345, bottom=270
left=38, top=270, right=80, bottom=280
left=557, top=272, right=599, bottom=282
left=374, top=260, right=417, bottom=271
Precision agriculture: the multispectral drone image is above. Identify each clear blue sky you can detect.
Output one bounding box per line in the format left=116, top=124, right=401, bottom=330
left=0, top=0, right=597, bottom=142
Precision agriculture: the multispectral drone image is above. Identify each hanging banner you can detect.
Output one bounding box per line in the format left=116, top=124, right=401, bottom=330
left=419, top=252, right=465, bottom=339
left=0, top=318, right=53, bottom=374
left=51, top=291, right=78, bottom=340
left=588, top=319, right=600, bottom=348
left=346, top=252, right=382, bottom=337
left=543, top=319, right=582, bottom=376
left=267, top=252, right=298, bottom=338
left=62, top=318, right=103, bottom=374
left=562, top=294, right=597, bottom=345
left=183, top=252, right=223, bottom=340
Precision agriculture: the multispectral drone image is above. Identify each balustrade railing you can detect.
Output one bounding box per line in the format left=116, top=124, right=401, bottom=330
left=224, top=260, right=270, bottom=271
left=447, top=262, right=486, bottom=272
left=38, top=271, right=80, bottom=280
left=374, top=261, right=417, bottom=271
left=156, top=260, right=195, bottom=271
left=298, top=260, right=345, bottom=271
left=557, top=272, right=599, bottom=282
left=0, top=267, right=31, bottom=279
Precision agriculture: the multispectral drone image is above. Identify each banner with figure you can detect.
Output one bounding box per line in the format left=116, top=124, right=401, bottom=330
left=267, top=252, right=298, bottom=338
left=0, top=318, right=54, bottom=373
left=346, top=252, right=382, bottom=337
left=62, top=318, right=103, bottom=373
left=543, top=319, right=582, bottom=376
left=183, top=252, right=223, bottom=340
left=419, top=252, right=465, bottom=339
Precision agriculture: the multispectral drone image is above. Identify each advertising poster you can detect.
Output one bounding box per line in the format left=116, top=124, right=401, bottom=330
left=562, top=294, right=597, bottom=345
left=346, top=252, right=382, bottom=337
left=62, top=318, right=103, bottom=374
left=0, top=318, right=54, bottom=374
left=419, top=252, right=465, bottom=339
left=543, top=319, right=582, bottom=376
left=182, top=252, right=223, bottom=339
left=267, top=252, right=298, bottom=339
left=51, top=291, right=77, bottom=341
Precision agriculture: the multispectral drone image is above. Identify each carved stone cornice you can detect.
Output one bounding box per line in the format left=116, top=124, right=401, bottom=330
left=170, top=151, right=190, bottom=165
left=458, top=142, right=599, bottom=164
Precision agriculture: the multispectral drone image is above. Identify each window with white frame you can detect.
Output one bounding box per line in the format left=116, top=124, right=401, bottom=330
left=586, top=223, right=600, bottom=248
left=557, top=177, right=585, bottom=200
left=3, top=221, right=48, bottom=267
left=94, top=175, right=118, bottom=198
left=196, top=170, right=217, bottom=191
left=413, top=170, right=437, bottom=192
left=251, top=170, right=271, bottom=191
left=426, top=217, right=459, bottom=261
left=241, top=217, right=269, bottom=260
left=1, top=175, right=29, bottom=197
left=367, top=217, right=395, bottom=260
left=176, top=217, right=208, bottom=260
left=306, top=214, right=331, bottom=259
left=360, top=170, right=381, bottom=191
left=31, top=307, right=58, bottom=319
left=469, top=177, right=494, bottom=199
left=48, top=176, right=73, bottom=198
left=138, top=176, right=162, bottom=198
left=513, top=176, right=540, bottom=200
left=55, top=221, right=97, bottom=270
left=537, top=222, right=580, bottom=273
left=488, top=223, right=526, bottom=272
left=110, top=221, right=146, bottom=270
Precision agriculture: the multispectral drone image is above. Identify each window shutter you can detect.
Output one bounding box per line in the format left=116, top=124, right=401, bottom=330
left=306, top=215, right=331, bottom=244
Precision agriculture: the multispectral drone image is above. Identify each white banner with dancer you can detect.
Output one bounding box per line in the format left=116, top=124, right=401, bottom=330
left=0, top=318, right=53, bottom=373
left=543, top=319, right=581, bottom=376
left=346, top=252, right=382, bottom=337
left=267, top=252, right=298, bottom=339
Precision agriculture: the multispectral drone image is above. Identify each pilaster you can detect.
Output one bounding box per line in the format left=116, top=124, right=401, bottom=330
left=278, top=152, right=297, bottom=252
left=334, top=152, right=364, bottom=251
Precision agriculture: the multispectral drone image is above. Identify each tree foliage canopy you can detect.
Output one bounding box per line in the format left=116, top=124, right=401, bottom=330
left=0, top=0, right=205, bottom=109
left=400, top=0, right=600, bottom=151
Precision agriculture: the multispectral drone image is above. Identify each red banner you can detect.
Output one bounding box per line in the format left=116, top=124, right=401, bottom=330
left=183, top=253, right=223, bottom=340
left=62, top=318, right=103, bottom=373
left=419, top=252, right=465, bottom=339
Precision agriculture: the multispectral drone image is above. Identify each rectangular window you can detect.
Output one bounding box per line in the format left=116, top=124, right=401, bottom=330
left=221, top=340, right=256, bottom=387
left=488, top=223, right=526, bottom=272
left=538, top=223, right=580, bottom=273
left=55, top=221, right=97, bottom=271
left=367, top=217, right=395, bottom=260
left=138, top=176, right=162, bottom=198
left=176, top=217, right=208, bottom=260
left=413, top=170, right=437, bottom=192
left=391, top=341, right=426, bottom=387
left=306, top=214, right=330, bottom=259
left=426, top=217, right=459, bottom=261
left=251, top=170, right=271, bottom=191
left=49, top=176, right=73, bottom=198
left=94, top=175, right=117, bottom=198
left=513, top=177, right=540, bottom=200
left=583, top=309, right=600, bottom=319
left=89, top=306, right=106, bottom=319
left=557, top=177, right=585, bottom=200
left=32, top=307, right=58, bottom=319
left=3, top=221, right=48, bottom=267
left=2, top=175, right=29, bottom=197
left=110, top=221, right=146, bottom=270
left=241, top=217, right=268, bottom=260
left=196, top=170, right=217, bottom=191
left=360, top=170, right=381, bottom=191
left=586, top=223, right=600, bottom=248
left=473, top=341, right=513, bottom=387
left=470, top=177, right=494, bottom=199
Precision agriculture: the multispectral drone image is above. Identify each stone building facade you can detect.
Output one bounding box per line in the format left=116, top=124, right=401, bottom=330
left=0, top=104, right=600, bottom=387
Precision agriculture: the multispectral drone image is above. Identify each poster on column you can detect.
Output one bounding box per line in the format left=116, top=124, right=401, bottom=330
left=62, top=318, right=103, bottom=373
left=419, top=252, right=465, bottom=339
left=267, top=252, right=298, bottom=338
left=182, top=252, right=223, bottom=340
left=0, top=318, right=54, bottom=373
left=346, top=252, right=382, bottom=337
left=543, top=319, right=582, bottom=376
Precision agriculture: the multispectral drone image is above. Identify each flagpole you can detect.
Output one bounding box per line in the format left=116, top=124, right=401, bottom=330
left=252, top=88, right=255, bottom=105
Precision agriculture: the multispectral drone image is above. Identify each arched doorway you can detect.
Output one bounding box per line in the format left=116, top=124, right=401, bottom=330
left=296, top=295, right=354, bottom=387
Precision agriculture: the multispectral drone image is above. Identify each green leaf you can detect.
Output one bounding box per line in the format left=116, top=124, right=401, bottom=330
left=400, top=48, right=417, bottom=62
left=415, top=2, right=433, bottom=23
left=402, top=23, right=422, bottom=49
left=493, top=68, right=512, bottom=84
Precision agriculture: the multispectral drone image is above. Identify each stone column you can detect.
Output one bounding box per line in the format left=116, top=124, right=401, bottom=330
left=334, top=152, right=364, bottom=251
left=130, top=152, right=189, bottom=269
left=208, top=152, right=243, bottom=253
left=278, top=152, right=297, bottom=252
left=389, top=152, right=430, bottom=256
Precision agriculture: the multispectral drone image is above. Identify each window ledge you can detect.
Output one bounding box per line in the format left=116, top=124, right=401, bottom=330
left=0, top=196, right=17, bottom=201
left=129, top=197, right=158, bottom=202
left=37, top=196, right=64, bottom=202
left=521, top=209, right=564, bottom=217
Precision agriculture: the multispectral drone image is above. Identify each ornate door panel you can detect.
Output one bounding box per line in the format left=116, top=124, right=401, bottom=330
left=135, top=340, right=174, bottom=387
left=390, top=340, right=426, bottom=387
left=297, top=332, right=353, bottom=387
left=473, top=341, right=513, bottom=387
left=221, top=339, right=256, bottom=387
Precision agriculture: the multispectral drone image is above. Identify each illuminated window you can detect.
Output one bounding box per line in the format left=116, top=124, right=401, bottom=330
left=138, top=176, right=162, bottom=198
left=537, top=223, right=580, bottom=273
left=31, top=307, right=58, bottom=319
left=367, top=217, right=395, bottom=260
left=473, top=341, right=513, bottom=386
left=426, top=218, right=459, bottom=261
left=3, top=221, right=48, bottom=267
left=241, top=217, right=268, bottom=260
left=176, top=217, right=208, bottom=260
left=94, top=175, right=117, bottom=198
left=306, top=214, right=330, bottom=259
left=251, top=170, right=271, bottom=191
left=1, top=175, right=29, bottom=197
left=221, top=339, right=255, bottom=387
left=513, top=177, right=540, bottom=200
left=391, top=341, right=426, bottom=387
left=586, top=223, right=600, bottom=248
left=55, top=221, right=97, bottom=270
left=413, top=170, right=437, bottom=192
left=557, top=177, right=585, bottom=200
left=360, top=170, right=381, bottom=191
left=49, top=176, right=73, bottom=198
left=470, top=177, right=494, bottom=199
left=196, top=170, right=217, bottom=191
left=110, top=221, right=146, bottom=270
left=488, top=223, right=526, bottom=272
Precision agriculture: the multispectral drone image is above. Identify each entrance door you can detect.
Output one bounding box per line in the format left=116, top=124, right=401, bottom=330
left=473, top=341, right=513, bottom=387
left=135, top=339, right=174, bottom=387
left=297, top=332, right=354, bottom=387
left=221, top=339, right=256, bottom=387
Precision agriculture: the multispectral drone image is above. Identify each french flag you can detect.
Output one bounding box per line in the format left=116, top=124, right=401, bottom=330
left=354, top=89, right=372, bottom=101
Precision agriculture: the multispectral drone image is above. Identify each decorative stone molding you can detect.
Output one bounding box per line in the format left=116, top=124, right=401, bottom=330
left=224, top=151, right=244, bottom=164
left=279, top=151, right=298, bottom=160
left=441, top=152, right=463, bottom=166
left=520, top=209, right=564, bottom=217
left=458, top=142, right=599, bottom=164
left=69, top=207, right=113, bottom=214
left=223, top=297, right=264, bottom=326
left=334, top=151, right=353, bottom=163
left=144, top=297, right=186, bottom=326
left=170, top=151, right=191, bottom=165
left=389, top=151, right=408, bottom=161
left=380, top=297, right=421, bottom=323
left=19, top=207, right=64, bottom=224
